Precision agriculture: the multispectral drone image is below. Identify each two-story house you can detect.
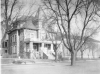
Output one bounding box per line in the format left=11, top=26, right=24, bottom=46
left=6, top=16, right=56, bottom=59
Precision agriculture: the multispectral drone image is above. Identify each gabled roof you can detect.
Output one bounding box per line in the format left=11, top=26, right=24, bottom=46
left=21, top=19, right=38, bottom=30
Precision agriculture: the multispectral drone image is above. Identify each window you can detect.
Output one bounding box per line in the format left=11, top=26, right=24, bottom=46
left=10, top=36, right=12, bottom=43
left=3, top=41, right=8, bottom=48
left=11, top=46, right=13, bottom=53
left=33, top=43, right=38, bottom=51
left=11, top=34, right=16, bottom=42
left=5, top=42, right=7, bottom=47
left=15, top=45, right=17, bottom=53
left=14, top=45, right=16, bottom=53
left=13, top=35, right=15, bottom=42
left=12, top=35, right=13, bottom=42
left=5, top=50, right=7, bottom=53
left=30, top=31, right=37, bottom=39
left=26, top=43, right=29, bottom=52
left=44, top=44, right=51, bottom=50
left=15, top=35, right=16, bottom=42
left=12, top=45, right=17, bottom=54
left=13, top=35, right=14, bottom=42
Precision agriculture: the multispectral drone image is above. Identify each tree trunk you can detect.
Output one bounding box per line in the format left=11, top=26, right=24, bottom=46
left=92, top=50, right=95, bottom=58
left=71, top=52, right=76, bottom=66
left=55, top=50, right=57, bottom=62
left=81, top=51, right=83, bottom=59
left=54, top=45, right=58, bottom=62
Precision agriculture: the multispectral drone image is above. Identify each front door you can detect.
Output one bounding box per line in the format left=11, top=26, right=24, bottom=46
left=33, top=43, right=40, bottom=59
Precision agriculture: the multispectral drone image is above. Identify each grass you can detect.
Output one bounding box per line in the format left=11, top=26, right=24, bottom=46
left=1, top=59, right=100, bottom=74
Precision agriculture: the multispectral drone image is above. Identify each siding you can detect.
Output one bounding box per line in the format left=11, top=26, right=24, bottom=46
left=24, top=29, right=38, bottom=41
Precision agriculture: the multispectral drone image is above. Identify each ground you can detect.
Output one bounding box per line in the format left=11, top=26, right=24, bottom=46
left=1, top=60, right=100, bottom=74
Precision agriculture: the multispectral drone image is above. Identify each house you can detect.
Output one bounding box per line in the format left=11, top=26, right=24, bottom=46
left=2, top=16, right=57, bottom=59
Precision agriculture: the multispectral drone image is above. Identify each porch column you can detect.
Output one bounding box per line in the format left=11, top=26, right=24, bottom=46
left=30, top=42, right=33, bottom=51
left=30, top=42, right=33, bottom=59
left=51, top=43, right=54, bottom=52
left=42, top=43, right=44, bottom=48
left=40, top=43, right=44, bottom=59
left=41, top=43, right=44, bottom=52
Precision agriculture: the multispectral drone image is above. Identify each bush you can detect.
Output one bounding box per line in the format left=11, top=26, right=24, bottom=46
left=12, top=60, right=26, bottom=64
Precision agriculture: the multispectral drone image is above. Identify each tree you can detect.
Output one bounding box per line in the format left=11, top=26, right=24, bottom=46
left=80, top=39, right=99, bottom=59
left=1, top=0, right=20, bottom=32
left=42, top=0, right=100, bottom=66
left=1, top=0, right=36, bottom=34
left=80, top=43, right=88, bottom=59
left=46, top=31, right=62, bottom=61
left=87, top=41, right=99, bottom=58
left=42, top=13, right=62, bottom=61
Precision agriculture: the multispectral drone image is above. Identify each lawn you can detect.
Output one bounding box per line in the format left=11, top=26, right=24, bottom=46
left=1, top=60, right=100, bottom=74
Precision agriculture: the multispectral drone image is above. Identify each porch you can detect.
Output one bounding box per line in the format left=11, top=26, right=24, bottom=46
left=24, top=40, right=55, bottom=59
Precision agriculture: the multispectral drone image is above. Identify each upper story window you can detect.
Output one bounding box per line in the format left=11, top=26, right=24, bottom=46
left=12, top=35, right=14, bottom=42
left=3, top=41, right=8, bottom=48
left=11, top=34, right=17, bottom=43
left=15, top=35, right=16, bottom=42
left=13, top=34, right=16, bottom=42
left=10, top=36, right=12, bottom=43
left=5, top=42, right=7, bottom=47
left=30, top=30, right=38, bottom=39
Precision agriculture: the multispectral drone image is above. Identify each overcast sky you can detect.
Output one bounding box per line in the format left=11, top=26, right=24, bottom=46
left=18, top=0, right=100, bottom=41
left=0, top=0, right=100, bottom=42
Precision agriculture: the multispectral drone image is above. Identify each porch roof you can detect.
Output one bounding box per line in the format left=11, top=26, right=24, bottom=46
left=24, top=39, right=61, bottom=44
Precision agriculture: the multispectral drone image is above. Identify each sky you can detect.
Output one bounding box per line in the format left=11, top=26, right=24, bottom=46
left=71, top=14, right=100, bottom=41
left=0, top=0, right=100, bottom=42
left=20, top=0, right=100, bottom=42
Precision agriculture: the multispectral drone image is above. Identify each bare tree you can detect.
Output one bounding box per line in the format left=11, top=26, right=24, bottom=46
left=42, top=13, right=62, bottom=61
left=42, top=0, right=100, bottom=66
left=80, top=40, right=98, bottom=59
left=1, top=0, right=36, bottom=34
left=87, top=41, right=99, bottom=58
left=80, top=43, right=88, bottom=59
left=1, top=0, right=20, bottom=32
left=46, top=32, right=62, bottom=61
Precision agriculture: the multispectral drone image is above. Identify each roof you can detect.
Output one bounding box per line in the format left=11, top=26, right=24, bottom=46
left=8, top=16, right=39, bottom=32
